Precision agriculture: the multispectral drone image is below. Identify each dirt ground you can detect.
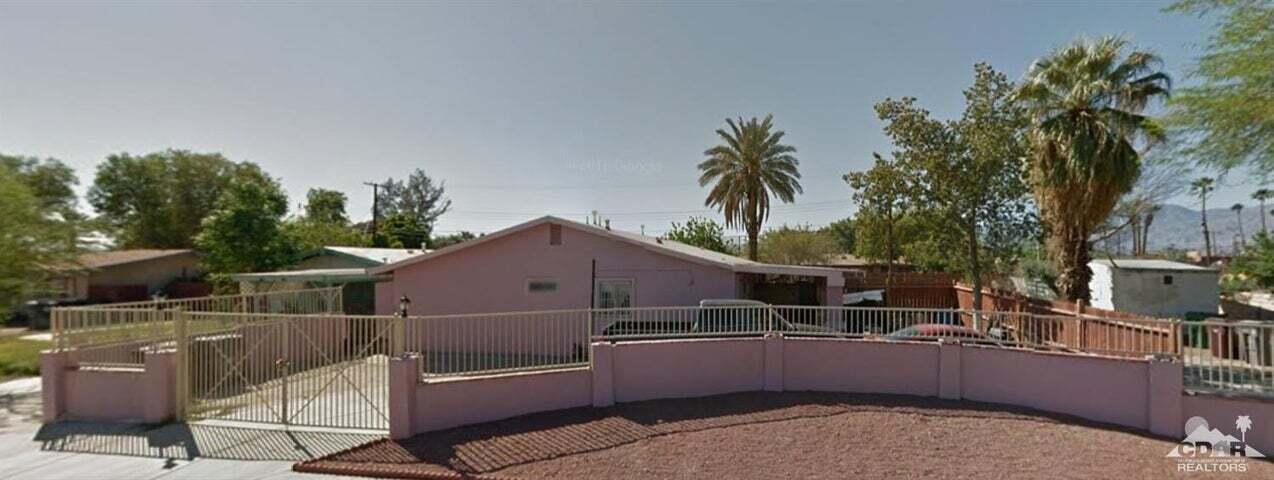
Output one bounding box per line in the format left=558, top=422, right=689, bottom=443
left=296, top=391, right=1274, bottom=479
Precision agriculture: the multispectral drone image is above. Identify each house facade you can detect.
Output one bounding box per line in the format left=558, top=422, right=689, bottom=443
left=50, top=249, right=204, bottom=303
left=370, top=216, right=844, bottom=316
left=1088, top=259, right=1220, bottom=318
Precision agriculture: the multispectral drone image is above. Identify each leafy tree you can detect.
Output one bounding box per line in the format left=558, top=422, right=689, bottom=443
left=846, top=155, right=910, bottom=286
left=665, top=217, right=732, bottom=254
left=430, top=231, right=478, bottom=249
left=1191, top=177, right=1216, bottom=258
left=1015, top=36, right=1171, bottom=301
left=758, top=225, right=839, bottom=266
left=822, top=218, right=855, bottom=254
left=698, top=114, right=802, bottom=260
left=89, top=150, right=270, bottom=248
left=1100, top=157, right=1187, bottom=256
left=1230, top=232, right=1274, bottom=289
left=0, top=155, right=81, bottom=219
left=194, top=174, right=297, bottom=276
left=0, top=164, right=80, bottom=312
left=872, top=63, right=1035, bottom=310
left=378, top=213, right=427, bottom=249
left=304, top=188, right=350, bottom=224
left=1165, top=0, right=1273, bottom=175
left=376, top=169, right=451, bottom=246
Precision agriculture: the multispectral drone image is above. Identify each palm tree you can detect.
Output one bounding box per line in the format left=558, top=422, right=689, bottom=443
left=1192, top=177, right=1215, bottom=260
left=1015, top=36, right=1171, bottom=301
left=1253, top=189, right=1271, bottom=236
left=699, top=114, right=802, bottom=260
left=1232, top=203, right=1246, bottom=250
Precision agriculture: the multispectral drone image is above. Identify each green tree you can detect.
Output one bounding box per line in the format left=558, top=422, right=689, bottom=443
left=698, top=114, right=803, bottom=260
left=0, top=155, right=81, bottom=219
left=758, top=225, right=838, bottom=266
left=822, top=218, right=855, bottom=254
left=873, top=63, right=1035, bottom=311
left=1192, top=177, right=1216, bottom=259
left=846, top=155, right=911, bottom=286
left=378, top=213, right=427, bottom=249
left=1015, top=36, right=1171, bottom=301
left=1230, top=232, right=1274, bottom=288
left=665, top=217, right=732, bottom=254
left=0, top=164, right=80, bottom=312
left=89, top=150, right=269, bottom=248
left=304, top=188, right=350, bottom=224
left=194, top=174, right=298, bottom=276
left=376, top=169, right=451, bottom=246
left=430, top=231, right=478, bottom=249
left=1165, top=0, right=1273, bottom=174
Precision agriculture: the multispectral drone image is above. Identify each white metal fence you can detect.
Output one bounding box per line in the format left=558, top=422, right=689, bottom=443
left=52, top=287, right=343, bottom=368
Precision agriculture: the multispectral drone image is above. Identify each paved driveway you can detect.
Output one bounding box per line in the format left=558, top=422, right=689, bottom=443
left=0, top=377, right=375, bottom=480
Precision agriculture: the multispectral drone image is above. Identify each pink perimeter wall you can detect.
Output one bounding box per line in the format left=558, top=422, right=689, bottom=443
left=409, top=367, right=592, bottom=433
left=395, top=337, right=1190, bottom=440
left=376, top=223, right=738, bottom=315
left=1182, top=393, right=1274, bottom=456
left=608, top=338, right=765, bottom=403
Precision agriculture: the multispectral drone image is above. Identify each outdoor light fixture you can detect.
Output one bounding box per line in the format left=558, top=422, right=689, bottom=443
left=397, top=295, right=412, bottom=317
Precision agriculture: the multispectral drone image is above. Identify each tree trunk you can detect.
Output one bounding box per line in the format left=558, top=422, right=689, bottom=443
left=967, top=221, right=983, bottom=331
left=1056, top=228, right=1093, bottom=302
left=1141, top=212, right=1155, bottom=256
left=746, top=228, right=759, bottom=261
left=1262, top=199, right=1268, bottom=236
left=1201, top=196, right=1212, bottom=260
left=1236, top=210, right=1246, bottom=249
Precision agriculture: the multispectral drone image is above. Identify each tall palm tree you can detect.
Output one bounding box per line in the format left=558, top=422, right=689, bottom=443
left=1232, top=202, right=1246, bottom=250
left=699, top=114, right=802, bottom=260
left=1253, top=189, right=1271, bottom=236
left=1015, top=36, right=1171, bottom=301
left=1192, top=177, right=1215, bottom=260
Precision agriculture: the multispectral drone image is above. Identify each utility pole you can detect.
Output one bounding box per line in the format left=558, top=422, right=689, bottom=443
left=363, top=181, right=382, bottom=236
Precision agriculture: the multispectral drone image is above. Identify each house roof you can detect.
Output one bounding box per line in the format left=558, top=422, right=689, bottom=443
left=73, top=249, right=194, bottom=270
left=1090, top=259, right=1216, bottom=272
left=368, top=216, right=842, bottom=283
left=317, top=246, right=428, bottom=266
left=230, top=268, right=390, bottom=283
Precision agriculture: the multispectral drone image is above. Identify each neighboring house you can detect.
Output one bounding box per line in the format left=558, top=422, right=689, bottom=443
left=232, top=246, right=427, bottom=314
left=1088, top=259, right=1220, bottom=318
left=50, top=249, right=204, bottom=303
left=369, top=216, right=845, bottom=316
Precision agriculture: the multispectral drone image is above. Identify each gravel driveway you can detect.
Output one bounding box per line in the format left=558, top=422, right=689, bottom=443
left=297, top=391, right=1274, bottom=479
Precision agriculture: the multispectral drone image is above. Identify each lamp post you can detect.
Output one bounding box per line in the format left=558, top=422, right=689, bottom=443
left=393, top=295, right=411, bottom=355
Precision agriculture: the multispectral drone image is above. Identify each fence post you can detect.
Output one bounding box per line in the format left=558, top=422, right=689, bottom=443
left=174, top=307, right=188, bottom=422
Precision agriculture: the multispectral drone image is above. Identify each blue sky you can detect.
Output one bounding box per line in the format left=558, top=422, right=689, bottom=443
left=0, top=1, right=1243, bottom=236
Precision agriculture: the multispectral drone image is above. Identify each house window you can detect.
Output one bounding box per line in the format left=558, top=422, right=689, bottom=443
left=550, top=224, right=562, bottom=245
left=1163, top=275, right=1174, bottom=285
left=527, top=278, right=558, bottom=294
left=595, top=279, right=634, bottom=309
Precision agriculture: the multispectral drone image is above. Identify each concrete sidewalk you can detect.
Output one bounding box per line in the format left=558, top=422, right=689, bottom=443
left=0, top=377, right=375, bottom=480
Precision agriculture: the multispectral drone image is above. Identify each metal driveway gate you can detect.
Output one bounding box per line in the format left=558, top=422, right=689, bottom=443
left=178, top=312, right=397, bottom=431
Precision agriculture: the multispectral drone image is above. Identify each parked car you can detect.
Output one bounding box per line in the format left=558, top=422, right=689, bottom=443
left=883, top=323, right=1004, bottom=346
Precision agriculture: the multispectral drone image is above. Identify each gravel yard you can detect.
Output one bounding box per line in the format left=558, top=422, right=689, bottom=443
left=296, top=391, right=1274, bottom=479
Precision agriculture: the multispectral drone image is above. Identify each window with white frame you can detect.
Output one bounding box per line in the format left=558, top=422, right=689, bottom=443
left=594, top=278, right=634, bottom=309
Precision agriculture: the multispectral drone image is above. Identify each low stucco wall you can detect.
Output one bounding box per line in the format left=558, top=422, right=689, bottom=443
left=960, top=346, right=1153, bottom=429
left=784, top=338, right=940, bottom=397
left=609, top=338, right=765, bottom=403
left=408, top=366, right=592, bottom=434
left=43, top=350, right=176, bottom=424
left=393, top=336, right=1186, bottom=439
left=1182, top=393, right=1274, bottom=456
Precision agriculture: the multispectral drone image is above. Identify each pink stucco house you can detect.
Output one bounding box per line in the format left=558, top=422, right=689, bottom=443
left=370, top=216, right=844, bottom=315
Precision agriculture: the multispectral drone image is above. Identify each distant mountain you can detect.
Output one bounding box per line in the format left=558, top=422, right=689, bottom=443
left=1099, top=203, right=1273, bottom=255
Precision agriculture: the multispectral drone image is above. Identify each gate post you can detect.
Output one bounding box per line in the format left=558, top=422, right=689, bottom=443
left=174, top=307, right=189, bottom=422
